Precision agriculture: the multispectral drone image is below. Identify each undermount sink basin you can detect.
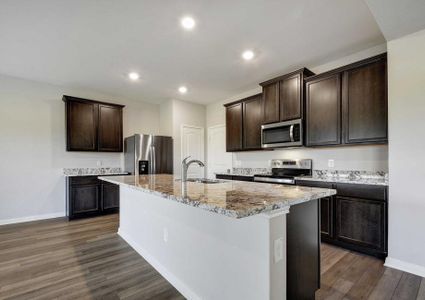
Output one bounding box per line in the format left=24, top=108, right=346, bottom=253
left=183, top=178, right=224, bottom=184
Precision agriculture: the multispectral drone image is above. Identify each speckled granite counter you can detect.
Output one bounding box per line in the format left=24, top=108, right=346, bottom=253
left=295, top=176, right=388, bottom=186
left=215, top=167, right=269, bottom=178
left=295, top=170, right=388, bottom=186
left=63, top=167, right=128, bottom=177
left=99, top=174, right=336, bottom=218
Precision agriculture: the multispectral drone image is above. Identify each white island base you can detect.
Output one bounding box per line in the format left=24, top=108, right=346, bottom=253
left=118, top=185, right=288, bottom=300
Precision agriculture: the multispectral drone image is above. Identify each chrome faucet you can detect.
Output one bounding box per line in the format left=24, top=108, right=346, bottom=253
left=181, top=156, right=205, bottom=182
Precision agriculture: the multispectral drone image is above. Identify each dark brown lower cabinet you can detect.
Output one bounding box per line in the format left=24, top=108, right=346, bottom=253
left=101, top=182, right=120, bottom=212
left=67, top=176, right=121, bottom=220
left=215, top=174, right=254, bottom=182
left=296, top=180, right=388, bottom=259
left=335, top=196, right=386, bottom=253
left=71, top=184, right=99, bottom=215
left=320, top=196, right=334, bottom=240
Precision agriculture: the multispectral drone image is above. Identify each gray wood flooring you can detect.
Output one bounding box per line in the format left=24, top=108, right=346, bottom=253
left=0, top=214, right=423, bottom=299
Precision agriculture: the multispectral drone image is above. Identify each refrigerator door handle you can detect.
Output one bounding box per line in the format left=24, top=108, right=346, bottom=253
left=149, top=147, right=153, bottom=174
left=152, top=146, right=156, bottom=174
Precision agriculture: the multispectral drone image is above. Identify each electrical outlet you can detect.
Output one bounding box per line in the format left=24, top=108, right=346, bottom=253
left=328, top=159, right=335, bottom=168
left=163, top=228, right=168, bottom=243
left=96, top=160, right=102, bottom=167
left=274, top=237, right=284, bottom=263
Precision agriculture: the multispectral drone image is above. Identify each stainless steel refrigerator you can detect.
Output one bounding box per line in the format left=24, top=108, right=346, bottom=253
left=124, top=134, right=173, bottom=175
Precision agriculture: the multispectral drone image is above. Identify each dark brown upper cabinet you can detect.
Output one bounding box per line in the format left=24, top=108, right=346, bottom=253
left=261, top=82, right=280, bottom=124
left=224, top=93, right=263, bottom=152
left=306, top=73, right=342, bottom=146
left=305, top=53, right=388, bottom=147
left=98, top=104, right=123, bottom=152
left=260, top=68, right=315, bottom=124
left=243, top=94, right=263, bottom=150
left=64, top=96, right=124, bottom=152
left=225, top=102, right=243, bottom=151
left=342, top=56, right=387, bottom=144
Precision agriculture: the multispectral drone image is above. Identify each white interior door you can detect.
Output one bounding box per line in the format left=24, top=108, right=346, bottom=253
left=181, top=125, right=205, bottom=178
left=207, top=125, right=232, bottom=179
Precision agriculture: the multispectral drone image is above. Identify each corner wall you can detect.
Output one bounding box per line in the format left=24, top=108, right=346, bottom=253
left=159, top=99, right=206, bottom=176
left=385, top=28, right=425, bottom=276
left=0, top=74, right=160, bottom=224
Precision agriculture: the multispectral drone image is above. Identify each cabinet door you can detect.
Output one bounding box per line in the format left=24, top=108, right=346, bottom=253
left=296, top=180, right=334, bottom=239
left=335, top=196, right=386, bottom=251
left=101, top=182, right=120, bottom=211
left=306, top=74, right=341, bottom=146
left=70, top=184, right=100, bottom=215
left=262, top=82, right=280, bottom=124
left=243, top=95, right=263, bottom=149
left=320, top=197, right=334, bottom=239
left=280, top=73, right=301, bottom=121
left=66, top=100, right=98, bottom=151
left=343, top=58, right=387, bottom=144
left=225, top=103, right=243, bottom=151
left=98, top=104, right=123, bottom=152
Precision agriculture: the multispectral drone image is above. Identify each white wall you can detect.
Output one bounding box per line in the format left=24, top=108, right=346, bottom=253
left=160, top=99, right=206, bottom=176
left=206, top=44, right=389, bottom=172
left=385, top=29, right=425, bottom=276
left=0, top=74, right=160, bottom=223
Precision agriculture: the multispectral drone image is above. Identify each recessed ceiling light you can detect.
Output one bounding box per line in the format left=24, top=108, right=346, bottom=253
left=178, top=86, right=188, bottom=94
left=242, top=50, right=255, bottom=60
left=128, top=72, right=140, bottom=81
left=181, top=16, right=196, bottom=30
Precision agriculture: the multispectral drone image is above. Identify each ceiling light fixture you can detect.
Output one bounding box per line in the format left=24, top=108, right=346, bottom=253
left=242, top=50, right=255, bottom=60
left=128, top=72, right=140, bottom=81
left=181, top=16, right=196, bottom=30
left=178, top=86, right=188, bottom=94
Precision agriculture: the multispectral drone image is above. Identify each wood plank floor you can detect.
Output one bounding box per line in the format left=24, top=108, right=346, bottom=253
left=0, top=214, right=423, bottom=300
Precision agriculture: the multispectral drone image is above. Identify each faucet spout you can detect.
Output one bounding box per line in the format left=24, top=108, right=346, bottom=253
left=181, top=156, right=205, bottom=182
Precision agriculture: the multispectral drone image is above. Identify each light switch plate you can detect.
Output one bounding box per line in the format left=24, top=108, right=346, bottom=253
left=274, top=237, right=284, bottom=263
left=328, top=159, right=335, bottom=168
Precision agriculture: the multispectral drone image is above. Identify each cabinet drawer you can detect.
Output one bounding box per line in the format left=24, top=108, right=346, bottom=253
left=69, top=176, right=99, bottom=186
left=336, top=183, right=387, bottom=201
left=296, top=180, right=334, bottom=189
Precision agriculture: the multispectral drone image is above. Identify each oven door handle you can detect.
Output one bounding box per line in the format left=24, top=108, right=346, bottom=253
left=289, top=125, right=295, bottom=142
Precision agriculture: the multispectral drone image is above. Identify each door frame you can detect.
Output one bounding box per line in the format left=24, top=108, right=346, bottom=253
left=207, top=124, right=231, bottom=178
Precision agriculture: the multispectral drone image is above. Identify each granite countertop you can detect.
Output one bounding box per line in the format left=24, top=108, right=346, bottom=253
left=63, top=167, right=128, bottom=177
left=295, top=175, right=388, bottom=186
left=99, top=174, right=336, bottom=218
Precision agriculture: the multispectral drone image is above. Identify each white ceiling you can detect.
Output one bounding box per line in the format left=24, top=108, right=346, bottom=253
left=0, top=0, right=385, bottom=105
left=365, top=0, right=425, bottom=41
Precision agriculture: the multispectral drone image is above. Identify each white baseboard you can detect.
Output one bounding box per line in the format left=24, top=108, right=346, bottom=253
left=118, top=228, right=201, bottom=300
left=385, top=257, right=425, bottom=277
left=0, top=212, right=66, bottom=226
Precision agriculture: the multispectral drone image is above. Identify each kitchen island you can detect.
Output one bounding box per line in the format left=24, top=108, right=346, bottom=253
left=99, top=174, right=336, bottom=300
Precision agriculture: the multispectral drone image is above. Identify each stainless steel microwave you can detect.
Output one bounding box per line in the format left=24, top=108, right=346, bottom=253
left=261, top=119, right=303, bottom=148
